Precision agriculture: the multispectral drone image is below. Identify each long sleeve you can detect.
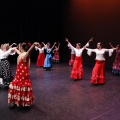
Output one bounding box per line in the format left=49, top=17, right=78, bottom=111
left=68, top=43, right=75, bottom=51
left=104, top=49, right=114, bottom=57
left=0, top=48, right=15, bottom=59
left=35, top=46, right=39, bottom=51
left=86, top=48, right=96, bottom=56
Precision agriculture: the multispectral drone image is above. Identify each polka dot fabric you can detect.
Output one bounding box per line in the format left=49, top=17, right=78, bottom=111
left=8, top=57, right=34, bottom=107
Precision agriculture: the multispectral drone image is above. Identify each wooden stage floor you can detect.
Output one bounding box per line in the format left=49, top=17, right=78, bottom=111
left=0, top=63, right=120, bottom=120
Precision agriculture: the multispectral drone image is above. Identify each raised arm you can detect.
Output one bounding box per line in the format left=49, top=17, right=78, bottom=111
left=51, top=42, right=57, bottom=49
left=41, top=42, right=47, bottom=49
left=25, top=42, right=39, bottom=59
left=109, top=42, right=115, bottom=49
left=9, top=43, right=17, bottom=48
left=58, top=42, right=60, bottom=49
left=83, top=37, right=93, bottom=49
left=65, top=38, right=75, bottom=50
left=14, top=47, right=21, bottom=55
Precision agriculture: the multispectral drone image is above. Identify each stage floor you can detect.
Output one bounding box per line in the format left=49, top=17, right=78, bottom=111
left=0, top=63, right=120, bottom=120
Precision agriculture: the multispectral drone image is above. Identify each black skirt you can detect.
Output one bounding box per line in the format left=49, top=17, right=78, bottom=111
left=0, top=59, right=13, bottom=86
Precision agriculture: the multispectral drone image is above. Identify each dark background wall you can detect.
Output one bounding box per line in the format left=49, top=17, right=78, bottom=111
left=0, top=0, right=120, bottom=67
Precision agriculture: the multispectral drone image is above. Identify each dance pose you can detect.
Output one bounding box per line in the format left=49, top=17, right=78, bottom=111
left=8, top=42, right=38, bottom=108
left=0, top=43, right=16, bottom=87
left=65, top=38, right=93, bottom=80
left=86, top=42, right=116, bottom=85
left=68, top=44, right=75, bottom=66
left=52, top=42, right=60, bottom=63
left=109, top=42, right=120, bottom=75
left=35, top=43, right=45, bottom=67
left=43, top=42, right=56, bottom=70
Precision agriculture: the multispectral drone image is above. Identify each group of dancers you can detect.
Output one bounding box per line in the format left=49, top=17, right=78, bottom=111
left=0, top=38, right=119, bottom=108
left=66, top=38, right=120, bottom=84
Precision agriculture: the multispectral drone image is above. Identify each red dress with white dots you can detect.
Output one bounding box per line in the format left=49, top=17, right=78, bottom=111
left=8, top=57, right=34, bottom=107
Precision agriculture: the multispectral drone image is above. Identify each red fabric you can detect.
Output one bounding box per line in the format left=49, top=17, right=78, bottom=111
left=71, top=56, right=83, bottom=80
left=91, top=60, right=105, bottom=84
left=52, top=48, right=60, bottom=61
left=27, top=42, right=31, bottom=47
left=36, top=53, right=45, bottom=67
left=8, top=58, right=34, bottom=107
left=69, top=54, right=75, bottom=66
left=112, top=50, right=120, bottom=70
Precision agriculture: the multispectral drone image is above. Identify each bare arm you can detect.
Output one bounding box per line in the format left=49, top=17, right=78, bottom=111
left=42, top=42, right=46, bottom=47
left=58, top=42, right=60, bottom=49
left=14, top=47, right=21, bottom=55
left=51, top=42, right=57, bottom=49
left=24, top=42, right=39, bottom=59
left=9, top=43, right=17, bottom=48
left=83, top=37, right=93, bottom=49
left=109, top=42, right=115, bottom=49
left=41, top=42, right=47, bottom=49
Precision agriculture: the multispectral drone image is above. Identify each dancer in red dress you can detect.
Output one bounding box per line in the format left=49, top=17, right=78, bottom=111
left=109, top=42, right=120, bottom=75
left=86, top=42, right=116, bottom=84
left=65, top=38, right=93, bottom=80
left=35, top=43, right=45, bottom=67
left=68, top=44, right=75, bottom=66
left=8, top=42, right=39, bottom=108
left=52, top=42, right=60, bottom=63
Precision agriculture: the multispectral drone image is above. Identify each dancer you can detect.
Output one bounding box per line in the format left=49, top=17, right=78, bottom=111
left=8, top=42, right=39, bottom=108
left=109, top=42, right=120, bottom=75
left=52, top=42, right=60, bottom=63
left=86, top=42, right=116, bottom=85
left=65, top=38, right=93, bottom=80
left=35, top=43, right=45, bottom=67
left=0, top=44, right=3, bottom=53
left=0, top=43, right=16, bottom=87
left=42, top=42, right=56, bottom=70
left=68, top=44, right=75, bottom=66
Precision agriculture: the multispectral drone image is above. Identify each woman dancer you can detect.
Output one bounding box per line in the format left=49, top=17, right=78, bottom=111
left=0, top=43, right=16, bottom=87
left=8, top=42, right=39, bottom=108
left=52, top=42, right=60, bottom=63
left=65, top=38, right=93, bottom=80
left=42, top=42, right=56, bottom=71
left=86, top=42, right=116, bottom=85
left=68, top=44, right=75, bottom=66
left=109, top=42, right=120, bottom=75
left=35, top=43, right=45, bottom=67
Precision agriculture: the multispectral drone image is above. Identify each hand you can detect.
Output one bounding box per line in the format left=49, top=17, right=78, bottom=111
left=34, top=42, right=39, bottom=46
left=54, top=42, right=57, bottom=44
left=13, top=43, right=17, bottom=45
left=89, top=37, right=93, bottom=42
left=65, top=38, right=68, bottom=42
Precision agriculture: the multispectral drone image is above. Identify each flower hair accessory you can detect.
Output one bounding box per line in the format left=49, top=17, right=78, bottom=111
left=27, top=42, right=31, bottom=47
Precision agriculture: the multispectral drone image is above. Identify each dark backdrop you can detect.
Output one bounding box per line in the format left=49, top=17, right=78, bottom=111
left=0, top=0, right=120, bottom=67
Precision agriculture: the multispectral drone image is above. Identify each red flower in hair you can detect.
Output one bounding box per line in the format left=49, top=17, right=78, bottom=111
left=27, top=42, right=31, bottom=47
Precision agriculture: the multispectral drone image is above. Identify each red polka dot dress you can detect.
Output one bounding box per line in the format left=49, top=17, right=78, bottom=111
left=8, top=57, right=34, bottom=107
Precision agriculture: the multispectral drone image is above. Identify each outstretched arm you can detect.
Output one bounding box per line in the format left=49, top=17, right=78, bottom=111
left=83, top=37, right=93, bottom=49
left=65, top=38, right=75, bottom=50
left=9, top=43, right=17, bottom=48
left=41, top=42, right=47, bottom=49
left=109, top=42, right=115, bottom=49
left=14, top=47, right=21, bottom=55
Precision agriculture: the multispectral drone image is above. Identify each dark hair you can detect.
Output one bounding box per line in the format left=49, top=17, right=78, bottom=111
left=47, top=42, right=51, bottom=47
left=20, top=42, right=28, bottom=52
left=76, top=43, right=81, bottom=47
left=116, top=45, right=120, bottom=49
left=98, top=42, right=103, bottom=46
